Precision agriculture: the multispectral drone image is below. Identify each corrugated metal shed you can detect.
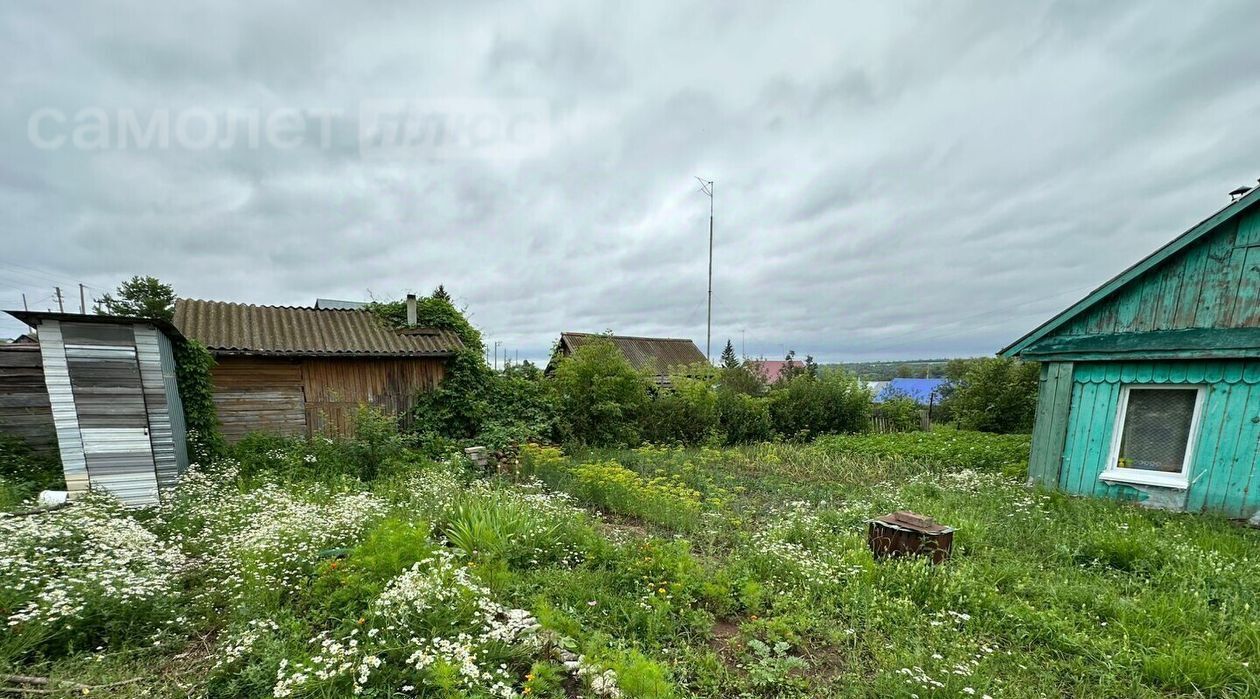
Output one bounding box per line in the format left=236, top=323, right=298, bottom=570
left=174, top=299, right=463, bottom=357
left=2, top=311, right=189, bottom=507
left=550, top=332, right=707, bottom=379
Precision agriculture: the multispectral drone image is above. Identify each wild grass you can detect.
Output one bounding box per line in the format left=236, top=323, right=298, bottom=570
left=1, top=432, right=1257, bottom=698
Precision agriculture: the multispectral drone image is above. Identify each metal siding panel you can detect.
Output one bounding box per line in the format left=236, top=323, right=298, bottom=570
left=38, top=321, right=88, bottom=493
left=136, top=325, right=187, bottom=489
left=155, top=331, right=189, bottom=475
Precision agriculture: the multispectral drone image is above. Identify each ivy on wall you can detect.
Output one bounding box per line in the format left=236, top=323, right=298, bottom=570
left=174, top=339, right=224, bottom=461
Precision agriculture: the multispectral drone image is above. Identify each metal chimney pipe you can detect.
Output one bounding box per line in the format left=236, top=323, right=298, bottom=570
left=405, top=294, right=417, bottom=326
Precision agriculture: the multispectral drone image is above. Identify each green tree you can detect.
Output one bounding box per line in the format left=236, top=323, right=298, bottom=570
left=641, top=363, right=720, bottom=445
left=550, top=336, right=651, bottom=447
left=96, top=276, right=176, bottom=321
left=432, top=284, right=452, bottom=302
left=767, top=368, right=871, bottom=440
left=720, top=340, right=739, bottom=369
left=940, top=357, right=1040, bottom=433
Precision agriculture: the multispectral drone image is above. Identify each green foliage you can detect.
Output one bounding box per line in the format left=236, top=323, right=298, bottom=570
left=550, top=336, right=652, bottom=447
left=720, top=340, right=739, bottom=369
left=718, top=361, right=766, bottom=396
left=0, top=435, right=62, bottom=501
left=641, top=367, right=720, bottom=446
left=814, top=430, right=1032, bottom=471
left=715, top=389, right=773, bottom=445
left=767, top=368, right=871, bottom=440
left=368, top=291, right=496, bottom=443
left=95, top=275, right=176, bottom=320
left=480, top=361, right=558, bottom=448
left=173, top=338, right=224, bottom=460
left=940, top=356, right=1040, bottom=433
left=227, top=407, right=410, bottom=482
left=876, top=394, right=922, bottom=432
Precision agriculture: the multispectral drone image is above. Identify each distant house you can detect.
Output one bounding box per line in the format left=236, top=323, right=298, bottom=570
left=875, top=378, right=948, bottom=406
left=1001, top=186, right=1260, bottom=519
left=2, top=311, right=189, bottom=507
left=546, top=332, right=707, bottom=384
left=174, top=298, right=463, bottom=442
left=749, top=359, right=804, bottom=384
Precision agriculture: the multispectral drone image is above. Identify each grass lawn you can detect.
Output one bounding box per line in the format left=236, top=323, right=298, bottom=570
left=2, top=431, right=1257, bottom=698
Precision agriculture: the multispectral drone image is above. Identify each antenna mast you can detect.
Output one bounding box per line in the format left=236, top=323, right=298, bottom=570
left=696, top=177, right=714, bottom=362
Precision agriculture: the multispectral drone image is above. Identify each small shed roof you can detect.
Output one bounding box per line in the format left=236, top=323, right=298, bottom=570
left=553, top=332, right=706, bottom=375
left=4, top=310, right=186, bottom=342
left=173, top=299, right=463, bottom=357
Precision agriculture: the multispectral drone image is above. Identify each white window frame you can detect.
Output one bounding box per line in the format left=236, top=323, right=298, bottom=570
left=1099, top=384, right=1205, bottom=490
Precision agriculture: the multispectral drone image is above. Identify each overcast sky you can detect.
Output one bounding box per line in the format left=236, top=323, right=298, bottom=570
left=1, top=1, right=1258, bottom=364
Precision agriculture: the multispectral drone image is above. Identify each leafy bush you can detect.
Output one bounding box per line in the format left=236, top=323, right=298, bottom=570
left=550, top=336, right=652, bottom=447
left=480, top=361, right=558, bottom=448
left=641, top=370, right=720, bottom=446
left=571, top=460, right=705, bottom=531
left=174, top=339, right=225, bottom=460
left=767, top=369, right=871, bottom=440
left=876, top=394, right=922, bottom=432
left=940, top=357, right=1040, bottom=433
left=716, top=390, right=773, bottom=444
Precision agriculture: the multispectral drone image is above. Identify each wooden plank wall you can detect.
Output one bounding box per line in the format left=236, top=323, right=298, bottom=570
left=0, top=346, right=56, bottom=453
left=1026, top=362, right=1073, bottom=486
left=209, top=355, right=446, bottom=442
left=1058, top=360, right=1260, bottom=518
left=211, top=357, right=307, bottom=442
left=1057, top=208, right=1260, bottom=337
left=302, top=357, right=445, bottom=437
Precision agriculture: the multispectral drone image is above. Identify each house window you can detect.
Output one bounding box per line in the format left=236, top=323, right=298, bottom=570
left=1101, top=385, right=1204, bottom=489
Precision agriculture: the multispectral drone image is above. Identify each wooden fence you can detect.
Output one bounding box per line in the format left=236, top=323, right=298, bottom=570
left=0, top=344, right=57, bottom=453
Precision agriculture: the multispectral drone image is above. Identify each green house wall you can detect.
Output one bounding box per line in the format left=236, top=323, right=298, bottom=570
left=1032, top=360, right=1259, bottom=517
left=1017, top=198, right=1260, bottom=517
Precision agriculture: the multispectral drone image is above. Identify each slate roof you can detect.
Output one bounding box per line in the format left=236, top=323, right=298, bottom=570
left=173, top=299, right=463, bottom=357
left=552, top=332, right=707, bottom=376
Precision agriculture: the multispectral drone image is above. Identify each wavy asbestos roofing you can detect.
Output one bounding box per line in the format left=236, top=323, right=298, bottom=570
left=557, top=332, right=707, bottom=374
left=173, top=299, right=463, bottom=357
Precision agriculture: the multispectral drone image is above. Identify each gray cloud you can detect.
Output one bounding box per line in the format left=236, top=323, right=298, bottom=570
left=1, top=0, right=1258, bottom=365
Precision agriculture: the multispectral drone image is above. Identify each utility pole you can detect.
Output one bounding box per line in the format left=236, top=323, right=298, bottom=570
left=696, top=177, right=714, bottom=362
left=79, top=283, right=86, bottom=314
left=21, top=293, right=28, bottom=312
left=54, top=287, right=64, bottom=313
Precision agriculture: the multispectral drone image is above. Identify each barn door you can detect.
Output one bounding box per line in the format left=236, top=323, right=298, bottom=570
left=61, top=322, right=159, bottom=506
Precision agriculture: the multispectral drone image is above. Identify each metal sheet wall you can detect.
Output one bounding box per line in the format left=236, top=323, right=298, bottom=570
left=38, top=321, right=89, bottom=494
left=155, top=329, right=190, bottom=476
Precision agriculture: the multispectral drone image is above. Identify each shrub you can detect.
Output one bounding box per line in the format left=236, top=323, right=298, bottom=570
left=767, top=368, right=871, bottom=440
left=641, top=371, right=720, bottom=446
left=174, top=339, right=225, bottom=460
left=550, top=337, right=652, bottom=447
left=940, top=357, right=1040, bottom=433
left=480, top=361, right=559, bottom=448
left=876, top=395, right=922, bottom=432
left=716, top=390, right=773, bottom=444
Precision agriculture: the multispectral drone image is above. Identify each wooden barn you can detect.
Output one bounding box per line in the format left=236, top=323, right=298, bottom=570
left=173, top=298, right=464, bottom=442
left=546, top=332, right=707, bottom=385
left=1002, top=187, right=1260, bottom=518
left=2, top=311, right=189, bottom=507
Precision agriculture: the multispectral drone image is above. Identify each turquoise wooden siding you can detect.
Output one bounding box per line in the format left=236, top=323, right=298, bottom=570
left=1057, top=360, right=1260, bottom=517
left=1057, top=207, right=1260, bottom=337
left=1027, top=362, right=1073, bottom=486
